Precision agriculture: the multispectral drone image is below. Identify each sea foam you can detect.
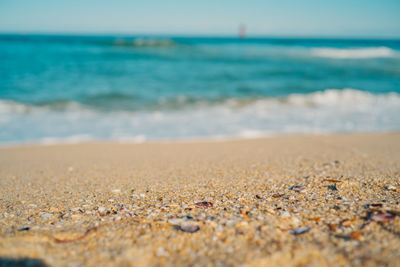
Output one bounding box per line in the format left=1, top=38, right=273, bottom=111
left=1, top=89, right=399, bottom=145
left=311, top=47, right=396, bottom=59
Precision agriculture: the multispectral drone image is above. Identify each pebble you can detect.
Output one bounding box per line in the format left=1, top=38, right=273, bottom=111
left=291, top=226, right=311, bottom=235
left=98, top=207, right=106, bottom=213
left=385, top=185, right=397, bottom=191
left=195, top=201, right=213, bottom=208
left=225, top=220, right=237, bottom=227
left=327, top=184, right=338, bottom=191
left=156, top=247, right=169, bottom=257
left=70, top=207, right=83, bottom=213
left=289, top=185, right=305, bottom=193
left=39, top=212, right=53, bottom=218
left=179, top=222, right=200, bottom=233
left=370, top=212, right=396, bottom=222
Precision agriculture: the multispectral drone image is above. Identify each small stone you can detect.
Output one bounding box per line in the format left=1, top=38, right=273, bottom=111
left=98, top=207, right=107, bottom=216
left=323, top=178, right=342, bottom=183
left=291, top=226, right=311, bottom=235
left=255, top=194, right=263, bottom=199
left=350, top=231, right=363, bottom=241
left=289, top=185, right=304, bottom=193
left=70, top=207, right=83, bottom=213
left=156, top=247, right=169, bottom=257
left=385, top=185, right=397, bottom=191
left=226, top=220, right=237, bottom=227
left=341, top=218, right=357, bottom=227
left=18, top=227, right=30, bottom=231
left=327, top=184, right=338, bottom=191
left=98, top=207, right=106, bottom=213
left=112, top=189, right=121, bottom=194
left=195, top=201, right=213, bottom=208
left=39, top=212, right=53, bottom=218
left=179, top=222, right=200, bottom=233
left=370, top=212, right=396, bottom=222
left=49, top=207, right=59, bottom=213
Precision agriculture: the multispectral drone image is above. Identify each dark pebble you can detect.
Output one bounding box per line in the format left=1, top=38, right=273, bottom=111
left=291, top=226, right=311, bottom=235
left=195, top=201, right=213, bottom=208
left=327, top=184, right=338, bottom=191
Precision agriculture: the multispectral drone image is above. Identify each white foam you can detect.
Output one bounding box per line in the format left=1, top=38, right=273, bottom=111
left=1, top=89, right=400, bottom=145
left=40, top=134, right=95, bottom=145
left=311, top=47, right=396, bottom=59
left=286, top=88, right=400, bottom=107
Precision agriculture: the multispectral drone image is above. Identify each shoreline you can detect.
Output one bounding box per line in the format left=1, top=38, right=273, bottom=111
left=0, top=133, right=399, bottom=266
left=1, top=131, right=399, bottom=148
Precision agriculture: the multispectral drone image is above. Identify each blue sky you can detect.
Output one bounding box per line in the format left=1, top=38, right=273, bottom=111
left=0, top=0, right=399, bottom=37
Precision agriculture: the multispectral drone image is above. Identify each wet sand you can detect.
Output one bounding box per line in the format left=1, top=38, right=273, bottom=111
left=0, top=133, right=399, bottom=266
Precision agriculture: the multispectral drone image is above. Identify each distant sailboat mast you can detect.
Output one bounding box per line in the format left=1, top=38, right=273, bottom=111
left=239, top=24, right=246, bottom=39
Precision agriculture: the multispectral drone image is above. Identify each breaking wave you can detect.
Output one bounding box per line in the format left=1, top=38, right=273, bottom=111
left=311, top=47, right=396, bottom=59
left=1, top=89, right=399, bottom=145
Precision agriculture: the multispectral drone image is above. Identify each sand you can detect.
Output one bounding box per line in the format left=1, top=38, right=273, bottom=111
left=0, top=133, right=399, bottom=266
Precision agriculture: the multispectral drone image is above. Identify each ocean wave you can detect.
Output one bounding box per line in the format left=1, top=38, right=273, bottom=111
left=310, top=47, right=396, bottom=59
left=1, top=89, right=399, bottom=144
left=113, top=38, right=176, bottom=48
left=1, top=89, right=399, bottom=114
left=285, top=88, right=400, bottom=106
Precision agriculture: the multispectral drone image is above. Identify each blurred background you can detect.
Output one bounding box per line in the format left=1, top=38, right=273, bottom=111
left=1, top=0, right=399, bottom=144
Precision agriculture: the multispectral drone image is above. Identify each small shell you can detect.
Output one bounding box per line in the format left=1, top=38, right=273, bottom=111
left=291, top=226, right=311, bottom=235
left=179, top=222, right=200, bottom=233
left=195, top=201, right=213, bottom=208
left=370, top=213, right=395, bottom=222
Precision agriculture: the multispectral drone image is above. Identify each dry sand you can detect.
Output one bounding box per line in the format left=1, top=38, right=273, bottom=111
left=0, top=133, right=399, bottom=266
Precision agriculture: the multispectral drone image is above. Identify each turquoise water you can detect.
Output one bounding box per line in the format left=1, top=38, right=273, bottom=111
left=1, top=35, right=400, bottom=144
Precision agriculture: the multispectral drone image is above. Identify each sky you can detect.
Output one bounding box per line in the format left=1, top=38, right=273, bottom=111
left=0, top=0, right=399, bottom=38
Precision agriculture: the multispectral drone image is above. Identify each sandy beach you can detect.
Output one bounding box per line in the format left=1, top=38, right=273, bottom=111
left=0, top=133, right=399, bottom=266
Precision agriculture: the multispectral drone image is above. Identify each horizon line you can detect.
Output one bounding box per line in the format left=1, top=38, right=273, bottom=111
left=1, top=31, right=400, bottom=40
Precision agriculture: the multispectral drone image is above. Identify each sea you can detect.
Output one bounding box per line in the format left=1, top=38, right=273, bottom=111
left=1, top=34, right=399, bottom=145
